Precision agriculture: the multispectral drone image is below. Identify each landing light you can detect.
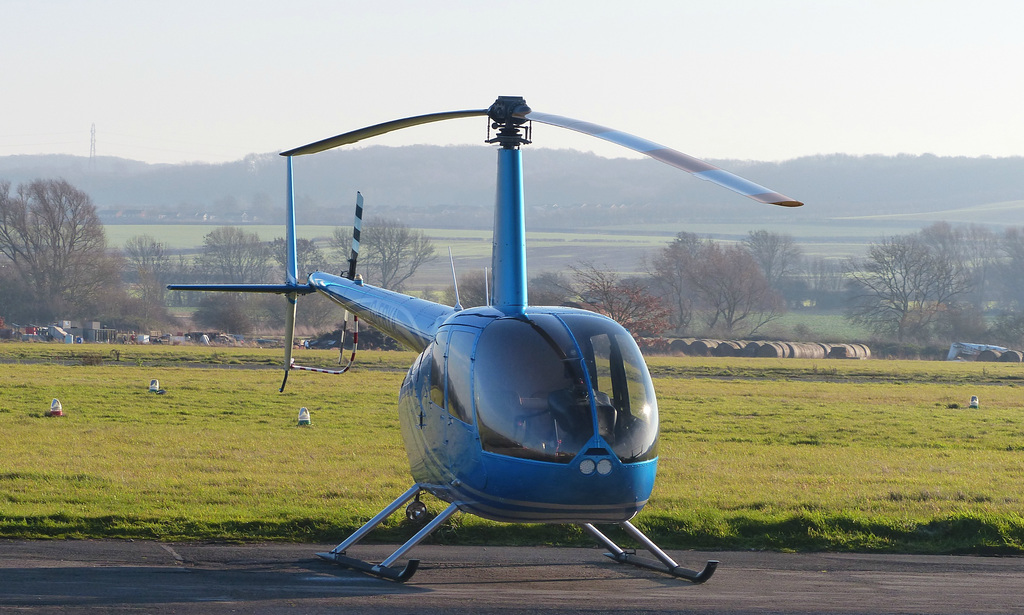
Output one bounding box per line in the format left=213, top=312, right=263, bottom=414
left=579, top=459, right=596, bottom=475
left=596, top=459, right=613, bottom=475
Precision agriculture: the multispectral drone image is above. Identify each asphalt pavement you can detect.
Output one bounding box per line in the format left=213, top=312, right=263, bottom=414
left=2, top=540, right=1023, bottom=614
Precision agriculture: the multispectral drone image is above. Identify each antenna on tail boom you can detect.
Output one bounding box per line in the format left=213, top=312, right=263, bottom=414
left=449, top=247, right=462, bottom=311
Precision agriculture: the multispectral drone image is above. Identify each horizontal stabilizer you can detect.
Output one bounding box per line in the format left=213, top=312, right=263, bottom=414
left=166, top=283, right=316, bottom=295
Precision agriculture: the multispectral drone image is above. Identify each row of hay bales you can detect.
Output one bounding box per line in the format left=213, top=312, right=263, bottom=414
left=668, top=338, right=872, bottom=359
left=976, top=349, right=1024, bottom=362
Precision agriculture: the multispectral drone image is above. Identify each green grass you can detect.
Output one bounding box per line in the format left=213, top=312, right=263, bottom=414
left=2, top=342, right=1024, bottom=553
left=756, top=311, right=874, bottom=341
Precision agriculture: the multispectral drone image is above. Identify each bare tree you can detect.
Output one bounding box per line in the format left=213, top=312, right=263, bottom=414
left=648, top=232, right=707, bottom=334
left=444, top=270, right=571, bottom=309
left=270, top=237, right=329, bottom=281
left=124, top=234, right=169, bottom=304
left=687, top=243, right=783, bottom=336
left=529, top=271, right=573, bottom=307
left=999, top=227, right=1024, bottom=307
left=120, top=234, right=173, bottom=329
left=803, top=256, right=847, bottom=309
left=742, top=230, right=803, bottom=289
left=335, top=217, right=435, bottom=291
left=0, top=179, right=121, bottom=321
left=443, top=269, right=489, bottom=308
left=569, top=262, right=670, bottom=337
left=846, top=232, right=973, bottom=342
left=199, top=227, right=271, bottom=283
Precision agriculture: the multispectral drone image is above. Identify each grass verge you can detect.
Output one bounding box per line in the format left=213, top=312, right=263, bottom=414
left=2, top=343, right=1024, bottom=554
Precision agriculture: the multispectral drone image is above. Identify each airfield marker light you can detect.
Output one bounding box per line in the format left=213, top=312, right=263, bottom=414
left=297, top=407, right=311, bottom=426
left=579, top=459, right=596, bottom=475
left=970, top=396, right=979, bottom=409
left=48, top=398, right=63, bottom=417
left=596, top=459, right=613, bottom=475
left=149, top=379, right=160, bottom=393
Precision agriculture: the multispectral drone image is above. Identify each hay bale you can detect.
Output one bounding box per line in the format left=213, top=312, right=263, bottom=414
left=999, top=350, right=1023, bottom=363
left=756, top=342, right=788, bottom=358
left=669, top=339, right=689, bottom=355
left=741, top=341, right=763, bottom=357
left=713, top=341, right=743, bottom=357
left=689, top=339, right=720, bottom=356
left=786, top=342, right=826, bottom=359
left=828, top=344, right=852, bottom=359
left=978, top=349, right=1003, bottom=362
left=828, top=344, right=872, bottom=359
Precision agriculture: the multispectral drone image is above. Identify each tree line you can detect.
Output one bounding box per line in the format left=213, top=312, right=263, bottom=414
left=0, top=179, right=437, bottom=335
left=3, top=178, right=1024, bottom=349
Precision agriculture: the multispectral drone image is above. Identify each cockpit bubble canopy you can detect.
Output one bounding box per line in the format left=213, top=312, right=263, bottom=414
left=472, top=312, right=659, bottom=465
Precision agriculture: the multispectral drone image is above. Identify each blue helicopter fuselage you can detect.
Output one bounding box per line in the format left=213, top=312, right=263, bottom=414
left=310, top=271, right=660, bottom=524
left=397, top=307, right=659, bottom=523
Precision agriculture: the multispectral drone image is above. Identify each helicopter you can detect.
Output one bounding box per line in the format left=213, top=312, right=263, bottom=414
left=169, top=96, right=802, bottom=583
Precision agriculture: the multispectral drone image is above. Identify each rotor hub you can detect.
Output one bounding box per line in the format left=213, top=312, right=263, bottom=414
left=486, top=96, right=532, bottom=148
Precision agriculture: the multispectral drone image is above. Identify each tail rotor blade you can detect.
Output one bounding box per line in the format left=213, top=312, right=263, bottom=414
left=348, top=192, right=363, bottom=280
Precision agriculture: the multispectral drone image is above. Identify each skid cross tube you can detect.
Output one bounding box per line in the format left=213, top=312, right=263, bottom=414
left=581, top=521, right=718, bottom=583
left=317, top=485, right=459, bottom=582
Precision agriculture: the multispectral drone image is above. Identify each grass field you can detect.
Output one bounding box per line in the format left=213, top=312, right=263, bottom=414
left=3, top=342, right=1024, bottom=553
left=102, top=224, right=675, bottom=287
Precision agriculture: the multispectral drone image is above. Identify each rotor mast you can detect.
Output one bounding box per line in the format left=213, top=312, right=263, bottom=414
left=487, top=96, right=532, bottom=317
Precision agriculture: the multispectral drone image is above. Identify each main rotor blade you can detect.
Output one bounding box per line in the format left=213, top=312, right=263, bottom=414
left=521, top=111, right=802, bottom=207
left=281, top=109, right=488, bottom=156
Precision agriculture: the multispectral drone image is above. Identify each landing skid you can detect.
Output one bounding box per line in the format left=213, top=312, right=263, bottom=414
left=581, top=521, right=718, bottom=583
left=317, top=484, right=458, bottom=583
left=318, top=485, right=716, bottom=584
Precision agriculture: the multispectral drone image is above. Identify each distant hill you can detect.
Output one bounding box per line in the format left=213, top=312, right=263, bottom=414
left=2, top=148, right=1023, bottom=231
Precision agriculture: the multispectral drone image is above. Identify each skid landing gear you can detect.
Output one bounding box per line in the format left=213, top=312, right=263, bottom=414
left=317, top=484, right=458, bottom=582
left=318, top=485, right=715, bottom=584
left=581, top=521, right=718, bottom=583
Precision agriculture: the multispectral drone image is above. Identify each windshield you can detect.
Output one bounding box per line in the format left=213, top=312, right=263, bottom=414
left=561, top=314, right=659, bottom=463
left=473, top=312, right=658, bottom=464
left=473, top=315, right=591, bottom=463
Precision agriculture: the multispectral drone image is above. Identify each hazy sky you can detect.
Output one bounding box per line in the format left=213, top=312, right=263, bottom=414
left=4, top=0, right=1022, bottom=165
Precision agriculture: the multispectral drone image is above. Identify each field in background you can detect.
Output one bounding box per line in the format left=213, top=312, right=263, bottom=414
left=2, top=342, right=1024, bottom=553
left=102, top=221, right=874, bottom=290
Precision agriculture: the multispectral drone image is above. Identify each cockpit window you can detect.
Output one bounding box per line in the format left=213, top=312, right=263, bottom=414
left=446, top=329, right=475, bottom=424
left=474, top=316, right=591, bottom=463
left=473, top=313, right=659, bottom=465
left=560, top=315, right=659, bottom=463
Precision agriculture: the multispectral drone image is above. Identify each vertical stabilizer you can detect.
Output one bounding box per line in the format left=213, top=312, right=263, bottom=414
left=281, top=157, right=299, bottom=391
left=285, top=157, right=299, bottom=286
